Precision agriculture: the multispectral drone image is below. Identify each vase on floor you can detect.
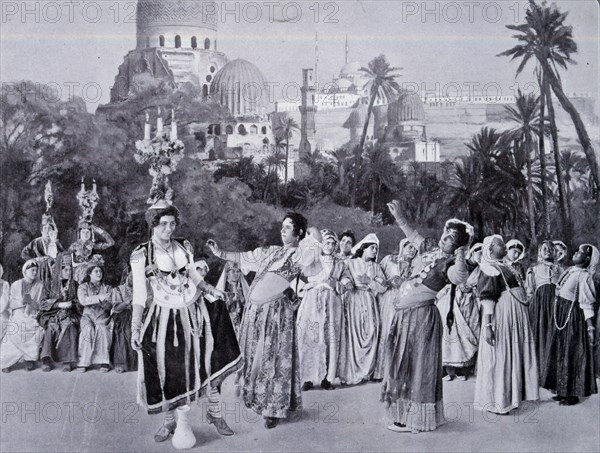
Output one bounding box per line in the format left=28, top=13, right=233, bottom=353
left=172, top=405, right=196, bottom=450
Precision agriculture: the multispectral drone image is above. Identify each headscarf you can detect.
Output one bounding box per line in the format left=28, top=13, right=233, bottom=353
left=351, top=233, right=379, bottom=260
left=505, top=239, right=525, bottom=263
left=22, top=259, right=38, bottom=276
left=553, top=240, right=568, bottom=263
left=49, top=252, right=77, bottom=300
left=537, top=240, right=555, bottom=263
left=480, top=234, right=503, bottom=276
left=398, top=238, right=417, bottom=263
left=321, top=229, right=339, bottom=244
left=581, top=244, right=600, bottom=274
left=466, top=242, right=483, bottom=265
left=215, top=261, right=250, bottom=299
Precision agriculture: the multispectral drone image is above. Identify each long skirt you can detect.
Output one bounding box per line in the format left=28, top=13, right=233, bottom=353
left=374, top=287, right=401, bottom=379
left=138, top=302, right=205, bottom=414
left=78, top=307, right=113, bottom=367
left=542, top=297, right=597, bottom=398
left=475, top=287, right=539, bottom=414
left=111, top=310, right=138, bottom=371
left=297, top=286, right=342, bottom=384
left=381, top=303, right=445, bottom=432
left=0, top=312, right=44, bottom=368
left=39, top=310, right=79, bottom=364
left=337, top=289, right=380, bottom=385
left=529, top=283, right=555, bottom=380
left=437, top=286, right=480, bottom=368
left=238, top=295, right=302, bottom=419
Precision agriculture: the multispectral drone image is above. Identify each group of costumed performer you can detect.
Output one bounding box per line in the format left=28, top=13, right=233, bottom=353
left=436, top=242, right=482, bottom=381
left=474, top=235, right=539, bottom=414
left=297, top=229, right=347, bottom=391
left=337, top=233, right=387, bottom=385
left=207, top=213, right=324, bottom=429
left=130, top=199, right=242, bottom=445
left=0, top=260, right=45, bottom=371
left=381, top=200, right=473, bottom=433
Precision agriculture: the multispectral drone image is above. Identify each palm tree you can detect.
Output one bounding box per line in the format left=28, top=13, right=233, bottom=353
left=504, top=92, right=543, bottom=245
left=274, top=115, right=299, bottom=188
left=499, top=0, right=599, bottom=200
left=543, top=71, right=570, bottom=243
left=360, top=143, right=396, bottom=213
left=534, top=67, right=551, bottom=237
left=328, top=147, right=351, bottom=189
left=352, top=55, right=402, bottom=206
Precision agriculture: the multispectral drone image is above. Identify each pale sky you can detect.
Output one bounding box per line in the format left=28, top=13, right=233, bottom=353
left=1, top=0, right=598, bottom=112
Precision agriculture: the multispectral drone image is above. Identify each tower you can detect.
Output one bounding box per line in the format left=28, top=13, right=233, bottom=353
left=106, top=0, right=228, bottom=104
left=345, top=34, right=349, bottom=64
left=299, top=68, right=317, bottom=158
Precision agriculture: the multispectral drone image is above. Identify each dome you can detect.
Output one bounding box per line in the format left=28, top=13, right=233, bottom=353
left=387, top=90, right=425, bottom=124
left=340, top=61, right=362, bottom=77
left=210, top=59, right=268, bottom=116
left=343, top=103, right=368, bottom=129
left=136, top=0, right=218, bottom=49
left=335, top=78, right=353, bottom=91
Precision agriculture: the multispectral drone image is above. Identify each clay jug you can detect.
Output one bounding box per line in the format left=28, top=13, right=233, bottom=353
left=172, top=405, right=196, bottom=450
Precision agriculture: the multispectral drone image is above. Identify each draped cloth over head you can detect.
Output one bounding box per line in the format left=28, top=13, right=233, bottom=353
left=506, top=239, right=525, bottom=263
left=216, top=262, right=250, bottom=298
left=466, top=242, right=483, bottom=262
left=582, top=244, right=600, bottom=275
left=351, top=233, right=379, bottom=260
left=536, top=240, right=555, bottom=263
left=398, top=238, right=414, bottom=256
left=22, top=259, right=38, bottom=276
left=480, top=235, right=504, bottom=277
left=320, top=230, right=338, bottom=244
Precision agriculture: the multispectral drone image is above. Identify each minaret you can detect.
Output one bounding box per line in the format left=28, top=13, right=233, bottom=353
left=299, top=68, right=317, bottom=158
left=315, top=32, right=319, bottom=95
left=345, top=34, right=349, bottom=64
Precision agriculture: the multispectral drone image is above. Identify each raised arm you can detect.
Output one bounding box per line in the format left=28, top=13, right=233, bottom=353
left=447, top=247, right=469, bottom=285
left=93, top=225, right=115, bottom=251
left=387, top=200, right=424, bottom=248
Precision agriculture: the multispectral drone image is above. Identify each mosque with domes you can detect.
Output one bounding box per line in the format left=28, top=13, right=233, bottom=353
left=99, top=0, right=596, bottom=177
left=102, top=0, right=276, bottom=166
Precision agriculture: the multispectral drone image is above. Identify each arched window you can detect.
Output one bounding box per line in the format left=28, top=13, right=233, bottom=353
left=202, top=84, right=208, bottom=100
left=215, top=125, right=221, bottom=135
left=208, top=125, right=214, bottom=135
left=238, top=124, right=247, bottom=135
left=249, top=125, right=258, bottom=135
left=204, top=38, right=210, bottom=50
left=175, top=35, right=181, bottom=48
left=159, top=35, right=165, bottom=47
left=226, top=125, right=233, bottom=135
left=191, top=36, right=197, bottom=49
left=261, top=126, right=267, bottom=134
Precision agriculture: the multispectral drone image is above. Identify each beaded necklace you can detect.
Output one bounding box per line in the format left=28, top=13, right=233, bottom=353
left=553, top=267, right=580, bottom=331
left=148, top=240, right=191, bottom=298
